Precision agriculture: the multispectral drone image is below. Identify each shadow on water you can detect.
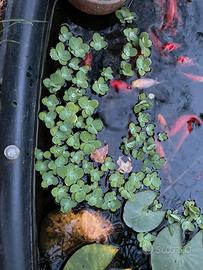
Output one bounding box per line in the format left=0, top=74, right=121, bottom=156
left=37, top=0, right=203, bottom=269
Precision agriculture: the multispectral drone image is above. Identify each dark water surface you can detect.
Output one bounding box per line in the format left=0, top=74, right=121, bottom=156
left=37, top=0, right=203, bottom=269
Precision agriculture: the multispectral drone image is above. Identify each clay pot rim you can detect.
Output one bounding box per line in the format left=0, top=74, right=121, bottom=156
left=85, top=0, right=124, bottom=5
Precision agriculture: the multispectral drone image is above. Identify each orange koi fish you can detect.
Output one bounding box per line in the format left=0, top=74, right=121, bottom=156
left=162, top=42, right=181, bottom=52
left=82, top=51, right=93, bottom=67
left=161, top=0, right=180, bottom=31
left=132, top=78, right=160, bottom=89
left=174, top=124, right=190, bottom=153
left=169, top=115, right=202, bottom=137
left=157, top=113, right=168, bottom=130
left=182, top=72, right=203, bottom=82
left=177, top=56, right=194, bottom=65
left=110, top=80, right=132, bottom=92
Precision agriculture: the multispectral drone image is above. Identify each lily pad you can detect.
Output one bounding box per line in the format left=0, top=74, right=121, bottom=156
left=63, top=244, right=118, bottom=270
left=151, top=223, right=203, bottom=270
left=123, top=190, right=166, bottom=232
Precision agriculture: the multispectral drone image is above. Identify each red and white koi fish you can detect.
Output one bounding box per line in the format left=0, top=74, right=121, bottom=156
left=110, top=80, right=132, bottom=92
left=161, top=0, right=181, bottom=31
left=177, top=56, right=194, bottom=65
left=132, top=78, right=160, bottom=89
left=182, top=72, right=203, bottom=82
left=82, top=51, right=93, bottom=67
left=90, top=145, right=108, bottom=164
left=157, top=113, right=169, bottom=131
left=169, top=114, right=202, bottom=137
left=162, top=42, right=181, bottom=52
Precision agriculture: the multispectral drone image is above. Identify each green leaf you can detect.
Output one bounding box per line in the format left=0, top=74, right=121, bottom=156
left=42, top=95, right=59, bottom=111
left=63, top=244, right=118, bottom=270
left=122, top=43, right=137, bottom=60
left=120, top=61, right=134, bottom=77
left=116, top=7, right=136, bottom=24
left=101, top=157, right=116, bottom=171
left=72, top=70, right=89, bottom=89
left=35, top=148, right=44, bottom=160
left=143, top=172, right=161, bottom=190
left=109, top=172, right=125, bottom=188
left=101, top=67, right=113, bottom=81
left=92, top=77, right=109, bottom=96
left=136, top=56, right=152, bottom=77
left=59, top=26, right=73, bottom=43
left=56, top=102, right=79, bottom=123
left=123, top=190, right=166, bottom=232
left=78, top=96, right=99, bottom=116
left=86, top=117, right=104, bottom=134
left=43, top=70, right=65, bottom=93
left=50, top=42, right=71, bottom=65
left=68, top=36, right=90, bottom=58
left=151, top=223, right=203, bottom=270
left=123, top=28, right=139, bottom=43
left=158, top=132, right=168, bottom=142
left=63, top=87, right=85, bottom=103
left=90, top=33, right=107, bottom=51
left=137, top=232, right=156, bottom=252
left=61, top=66, right=73, bottom=81
left=68, top=57, right=80, bottom=70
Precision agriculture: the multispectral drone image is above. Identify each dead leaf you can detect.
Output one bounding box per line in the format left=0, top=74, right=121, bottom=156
left=117, top=156, right=133, bottom=174
left=90, top=145, right=109, bottom=164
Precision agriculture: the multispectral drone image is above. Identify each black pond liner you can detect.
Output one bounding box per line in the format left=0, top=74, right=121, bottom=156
left=1, top=0, right=203, bottom=270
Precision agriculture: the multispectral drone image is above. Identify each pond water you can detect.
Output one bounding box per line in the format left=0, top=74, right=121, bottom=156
left=37, top=0, right=203, bottom=269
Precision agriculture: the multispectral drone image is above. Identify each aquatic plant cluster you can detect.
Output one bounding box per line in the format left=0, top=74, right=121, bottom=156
left=35, top=7, right=155, bottom=213
left=36, top=6, right=203, bottom=270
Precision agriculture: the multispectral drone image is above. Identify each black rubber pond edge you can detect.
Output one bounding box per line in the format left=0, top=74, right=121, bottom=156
left=0, top=0, right=56, bottom=269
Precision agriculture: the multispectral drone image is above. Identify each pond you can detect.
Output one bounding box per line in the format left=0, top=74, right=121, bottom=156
left=36, top=0, right=203, bottom=269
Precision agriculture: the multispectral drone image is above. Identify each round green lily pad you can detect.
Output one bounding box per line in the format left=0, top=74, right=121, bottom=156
left=123, top=190, right=165, bottom=232
left=151, top=223, right=203, bottom=270
left=63, top=244, right=118, bottom=270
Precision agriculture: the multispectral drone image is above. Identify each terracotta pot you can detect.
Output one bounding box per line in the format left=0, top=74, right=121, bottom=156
left=68, top=0, right=126, bottom=15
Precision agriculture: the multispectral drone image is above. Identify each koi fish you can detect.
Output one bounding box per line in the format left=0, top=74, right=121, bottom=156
left=169, top=114, right=202, bottom=137
left=174, top=124, right=190, bottom=153
left=157, top=113, right=168, bottom=130
left=90, top=145, right=108, bottom=164
left=187, top=117, right=202, bottom=133
left=177, top=56, right=194, bottom=65
left=182, top=72, right=203, bottom=82
left=162, top=42, right=181, bottom=52
left=161, top=0, right=180, bottom=31
left=110, top=80, right=132, bottom=92
left=132, top=78, right=160, bottom=89
left=82, top=52, right=93, bottom=67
